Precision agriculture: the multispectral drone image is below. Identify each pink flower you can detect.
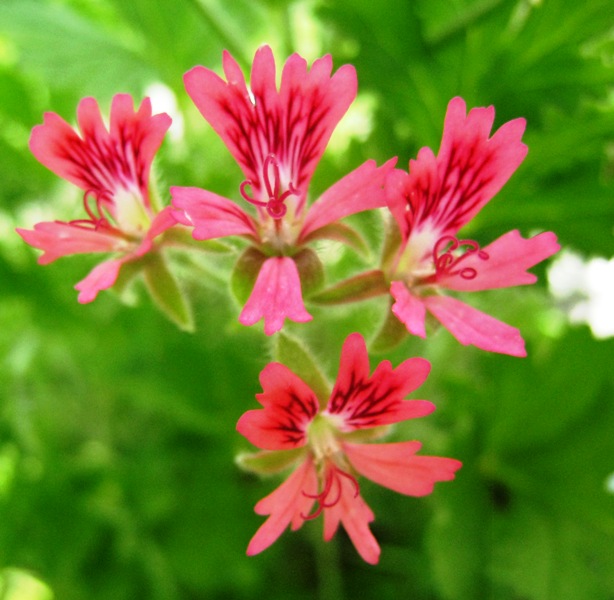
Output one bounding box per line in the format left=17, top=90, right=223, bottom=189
left=385, top=97, right=560, bottom=356
left=17, top=94, right=176, bottom=303
left=172, top=46, right=395, bottom=334
left=236, top=333, right=462, bottom=564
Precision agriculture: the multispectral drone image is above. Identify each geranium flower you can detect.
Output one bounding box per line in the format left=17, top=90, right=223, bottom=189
left=236, top=332, right=462, bottom=564
left=383, top=97, right=560, bottom=356
left=17, top=94, right=177, bottom=304
left=172, top=46, right=394, bottom=335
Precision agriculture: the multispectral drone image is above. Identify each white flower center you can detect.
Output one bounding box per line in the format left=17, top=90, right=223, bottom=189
left=112, top=186, right=151, bottom=238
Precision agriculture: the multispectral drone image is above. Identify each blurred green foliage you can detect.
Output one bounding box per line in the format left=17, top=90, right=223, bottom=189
left=1, top=0, right=613, bottom=599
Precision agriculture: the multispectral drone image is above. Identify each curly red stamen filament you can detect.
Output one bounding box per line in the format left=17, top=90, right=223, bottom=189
left=239, top=180, right=267, bottom=207
left=239, top=154, right=299, bottom=220
left=67, top=189, right=116, bottom=232
left=263, top=154, right=280, bottom=200
left=433, top=234, right=489, bottom=280
left=301, top=464, right=360, bottom=520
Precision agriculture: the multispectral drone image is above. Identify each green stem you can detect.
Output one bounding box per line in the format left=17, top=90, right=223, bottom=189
left=310, top=524, right=344, bottom=600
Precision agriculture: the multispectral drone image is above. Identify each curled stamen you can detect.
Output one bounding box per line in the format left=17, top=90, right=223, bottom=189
left=279, top=182, right=299, bottom=203
left=263, top=154, right=280, bottom=200
left=239, top=154, right=299, bottom=220
left=68, top=189, right=115, bottom=231
left=239, top=180, right=267, bottom=208
left=433, top=234, right=489, bottom=280
left=300, top=463, right=360, bottom=520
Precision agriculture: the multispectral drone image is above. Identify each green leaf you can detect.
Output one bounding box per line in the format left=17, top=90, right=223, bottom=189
left=0, top=69, right=35, bottom=126
left=0, top=568, right=54, bottom=600
left=489, top=497, right=614, bottom=600
left=488, top=502, right=560, bottom=600
left=426, top=462, right=491, bottom=600
left=0, top=1, right=153, bottom=95
left=487, top=329, right=614, bottom=453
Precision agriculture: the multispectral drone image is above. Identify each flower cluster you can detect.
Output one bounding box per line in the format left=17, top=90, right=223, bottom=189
left=17, top=45, right=559, bottom=564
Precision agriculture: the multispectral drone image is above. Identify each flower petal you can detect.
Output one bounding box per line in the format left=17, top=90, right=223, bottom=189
left=171, top=186, right=258, bottom=241
left=390, top=280, right=427, bottom=338
left=433, top=97, right=528, bottom=232
left=108, top=95, right=171, bottom=186
left=423, top=295, right=526, bottom=356
left=436, top=230, right=560, bottom=291
left=246, top=457, right=317, bottom=556
left=16, top=222, right=122, bottom=264
left=322, top=475, right=380, bottom=565
left=127, top=205, right=179, bottom=260
left=387, top=97, right=528, bottom=239
left=30, top=94, right=170, bottom=201
left=184, top=46, right=356, bottom=206
left=385, top=154, right=438, bottom=242
left=143, top=205, right=178, bottom=243
left=29, top=111, right=87, bottom=189
left=74, top=258, right=124, bottom=303
left=239, top=257, right=312, bottom=335
left=344, top=441, right=462, bottom=496
left=326, top=332, right=434, bottom=430
left=237, top=362, right=320, bottom=450
left=300, top=158, right=396, bottom=242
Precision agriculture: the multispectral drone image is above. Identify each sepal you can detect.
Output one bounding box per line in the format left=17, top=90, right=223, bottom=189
left=293, top=248, right=324, bottom=297
left=300, top=222, right=369, bottom=256
left=111, top=258, right=143, bottom=300
left=162, top=226, right=234, bottom=253
left=274, top=331, right=331, bottom=409
left=142, top=252, right=194, bottom=332
left=235, top=448, right=305, bottom=475
left=380, top=214, right=403, bottom=275
left=370, top=299, right=410, bottom=354
left=230, top=247, right=267, bottom=305
left=309, top=269, right=388, bottom=304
